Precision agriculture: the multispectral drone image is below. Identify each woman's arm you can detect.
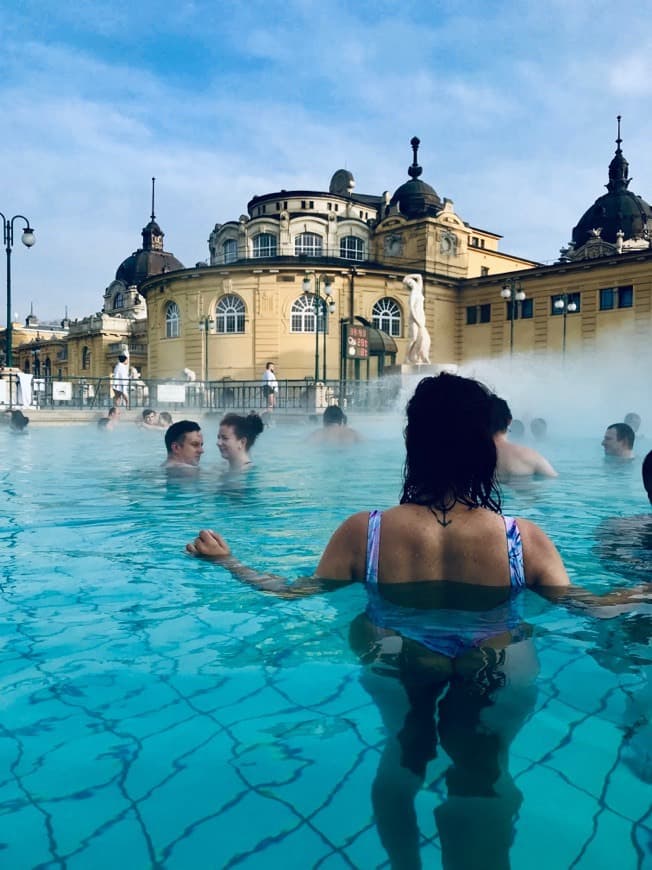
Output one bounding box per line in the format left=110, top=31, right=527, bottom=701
left=519, top=518, right=651, bottom=614
left=185, top=513, right=368, bottom=599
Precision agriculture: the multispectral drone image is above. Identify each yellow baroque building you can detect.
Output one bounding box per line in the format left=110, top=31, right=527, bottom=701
left=141, top=138, right=536, bottom=381
left=6, top=131, right=650, bottom=386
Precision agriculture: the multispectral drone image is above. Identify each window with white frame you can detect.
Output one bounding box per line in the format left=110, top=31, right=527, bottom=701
left=294, top=232, right=323, bottom=257
left=340, top=236, right=365, bottom=261
left=290, top=293, right=326, bottom=332
left=222, top=239, right=237, bottom=264
left=372, top=297, right=402, bottom=337
left=165, top=301, right=181, bottom=338
left=252, top=232, right=277, bottom=258
left=215, top=294, right=245, bottom=333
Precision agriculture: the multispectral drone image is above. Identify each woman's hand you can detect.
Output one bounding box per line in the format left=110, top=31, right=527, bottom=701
left=186, top=529, right=231, bottom=560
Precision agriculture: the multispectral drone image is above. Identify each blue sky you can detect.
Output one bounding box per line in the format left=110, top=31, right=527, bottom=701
left=2, top=0, right=652, bottom=321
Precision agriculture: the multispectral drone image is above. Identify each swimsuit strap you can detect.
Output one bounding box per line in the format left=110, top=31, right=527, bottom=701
left=366, top=510, right=383, bottom=585
left=503, top=516, right=526, bottom=587
left=366, top=510, right=525, bottom=587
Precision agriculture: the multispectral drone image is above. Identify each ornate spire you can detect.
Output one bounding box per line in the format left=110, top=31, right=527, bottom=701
left=408, top=136, right=423, bottom=180
left=607, top=115, right=630, bottom=193
left=142, top=176, right=164, bottom=252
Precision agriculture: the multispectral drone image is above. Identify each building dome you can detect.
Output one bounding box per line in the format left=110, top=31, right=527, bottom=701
left=572, top=118, right=652, bottom=246
left=115, top=182, right=184, bottom=286
left=116, top=247, right=184, bottom=287
left=390, top=137, right=441, bottom=219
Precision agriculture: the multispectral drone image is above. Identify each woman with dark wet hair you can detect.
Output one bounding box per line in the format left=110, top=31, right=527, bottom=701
left=216, top=412, right=264, bottom=472
left=186, top=373, right=649, bottom=869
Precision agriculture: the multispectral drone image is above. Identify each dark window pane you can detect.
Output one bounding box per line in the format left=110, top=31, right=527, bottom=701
left=479, top=303, right=491, bottom=323
left=599, top=288, right=614, bottom=310
left=618, top=285, right=633, bottom=308
left=521, top=299, right=533, bottom=319
left=466, top=306, right=478, bottom=325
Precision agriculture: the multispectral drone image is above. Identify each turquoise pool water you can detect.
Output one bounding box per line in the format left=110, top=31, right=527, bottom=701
left=0, top=419, right=650, bottom=869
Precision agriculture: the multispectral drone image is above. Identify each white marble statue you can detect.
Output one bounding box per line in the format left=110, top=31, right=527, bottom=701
left=404, top=274, right=431, bottom=365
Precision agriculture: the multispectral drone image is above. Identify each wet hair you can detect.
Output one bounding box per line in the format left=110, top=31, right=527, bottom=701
left=220, top=412, right=264, bottom=449
left=323, top=405, right=347, bottom=427
left=142, top=408, right=156, bottom=420
left=607, top=422, right=635, bottom=449
left=108, top=407, right=118, bottom=418
left=97, top=418, right=109, bottom=429
left=401, top=373, right=501, bottom=512
left=10, top=410, right=29, bottom=430
left=159, top=411, right=172, bottom=426
left=624, top=412, right=641, bottom=433
left=488, top=396, right=512, bottom=435
left=165, top=420, right=201, bottom=453
left=642, top=451, right=652, bottom=503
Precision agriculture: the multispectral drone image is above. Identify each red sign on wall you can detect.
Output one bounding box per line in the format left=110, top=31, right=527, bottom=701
left=345, top=324, right=369, bottom=359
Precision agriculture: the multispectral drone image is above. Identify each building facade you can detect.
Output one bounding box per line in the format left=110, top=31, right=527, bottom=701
left=141, top=138, right=536, bottom=382
left=5, top=129, right=650, bottom=386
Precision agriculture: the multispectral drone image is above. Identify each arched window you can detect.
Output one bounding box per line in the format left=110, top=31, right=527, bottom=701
left=114, top=292, right=124, bottom=309
left=215, top=294, right=246, bottom=334
left=340, top=236, right=365, bottom=261
left=222, top=239, right=238, bottom=264
left=372, top=297, right=402, bottom=337
left=290, top=294, right=326, bottom=333
left=165, top=301, right=181, bottom=338
left=252, top=233, right=277, bottom=258
left=82, top=346, right=91, bottom=370
left=295, top=232, right=323, bottom=257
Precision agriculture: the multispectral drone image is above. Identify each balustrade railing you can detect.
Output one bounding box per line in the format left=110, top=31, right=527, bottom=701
left=0, top=371, right=400, bottom=413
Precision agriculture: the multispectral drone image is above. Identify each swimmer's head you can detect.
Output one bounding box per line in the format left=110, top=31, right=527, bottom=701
left=530, top=417, right=547, bottom=439
left=165, top=420, right=202, bottom=455
left=488, top=396, right=512, bottom=436
left=643, top=451, right=652, bottom=504
left=219, top=412, right=264, bottom=449
left=625, top=412, right=641, bottom=433
left=323, top=405, right=346, bottom=427
left=509, top=419, right=525, bottom=439
left=401, top=372, right=500, bottom=512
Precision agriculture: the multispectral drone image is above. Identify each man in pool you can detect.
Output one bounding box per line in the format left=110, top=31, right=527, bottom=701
left=602, top=422, right=635, bottom=459
left=307, top=405, right=363, bottom=444
left=489, top=397, right=557, bottom=479
left=162, top=420, right=204, bottom=472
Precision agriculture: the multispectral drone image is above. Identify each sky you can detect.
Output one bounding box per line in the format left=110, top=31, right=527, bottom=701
left=2, top=0, right=652, bottom=322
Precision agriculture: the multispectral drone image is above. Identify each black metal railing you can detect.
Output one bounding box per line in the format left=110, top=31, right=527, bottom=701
left=0, top=371, right=402, bottom=413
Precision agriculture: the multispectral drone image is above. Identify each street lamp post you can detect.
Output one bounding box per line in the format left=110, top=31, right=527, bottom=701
left=199, top=314, right=215, bottom=384
left=553, top=293, right=577, bottom=357
left=1, top=214, right=36, bottom=368
left=303, top=273, right=335, bottom=381
left=500, top=277, right=526, bottom=356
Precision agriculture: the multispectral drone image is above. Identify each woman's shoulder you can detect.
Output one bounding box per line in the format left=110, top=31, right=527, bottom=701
left=515, top=516, right=570, bottom=587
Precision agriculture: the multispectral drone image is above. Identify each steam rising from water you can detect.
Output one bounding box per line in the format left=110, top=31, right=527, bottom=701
left=460, top=328, right=651, bottom=439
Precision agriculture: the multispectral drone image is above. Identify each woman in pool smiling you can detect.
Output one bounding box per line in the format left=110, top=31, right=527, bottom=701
left=216, top=412, right=264, bottom=472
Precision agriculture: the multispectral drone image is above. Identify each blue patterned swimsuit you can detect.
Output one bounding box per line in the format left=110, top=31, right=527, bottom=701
left=364, top=510, right=526, bottom=657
